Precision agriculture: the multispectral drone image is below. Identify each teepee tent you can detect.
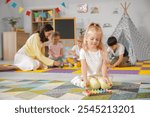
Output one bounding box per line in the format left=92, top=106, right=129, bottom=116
left=112, top=2, right=150, bottom=64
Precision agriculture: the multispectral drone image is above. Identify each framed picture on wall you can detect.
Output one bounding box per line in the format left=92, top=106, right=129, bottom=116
left=77, top=4, right=88, bottom=13
left=91, top=7, right=99, bottom=14
left=103, top=23, right=112, bottom=28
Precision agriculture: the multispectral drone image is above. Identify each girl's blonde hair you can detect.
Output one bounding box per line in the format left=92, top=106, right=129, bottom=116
left=77, top=35, right=84, bottom=42
left=83, top=22, right=104, bottom=51
left=83, top=23, right=109, bottom=64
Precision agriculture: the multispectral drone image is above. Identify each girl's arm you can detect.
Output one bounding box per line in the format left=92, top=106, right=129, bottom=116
left=101, top=48, right=110, bottom=81
left=69, top=45, right=76, bottom=56
left=48, top=44, right=55, bottom=58
left=59, top=48, right=63, bottom=57
left=101, top=59, right=112, bottom=85
left=68, top=50, right=76, bottom=56
left=101, top=59, right=108, bottom=78
left=49, top=49, right=55, bottom=58
left=101, top=47, right=109, bottom=78
left=69, top=50, right=79, bottom=58
left=81, top=59, right=89, bottom=87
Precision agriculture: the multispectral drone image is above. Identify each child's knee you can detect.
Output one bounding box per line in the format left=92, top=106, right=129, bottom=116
left=98, top=78, right=112, bottom=89
left=89, top=77, right=101, bottom=89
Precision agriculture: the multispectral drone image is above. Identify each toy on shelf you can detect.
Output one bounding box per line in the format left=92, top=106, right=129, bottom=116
left=82, top=89, right=112, bottom=96
left=35, top=16, right=42, bottom=22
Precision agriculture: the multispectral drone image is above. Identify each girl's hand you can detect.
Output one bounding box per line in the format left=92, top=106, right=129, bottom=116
left=53, top=61, right=61, bottom=66
left=54, top=54, right=60, bottom=59
left=74, top=53, right=79, bottom=58
left=111, top=65, right=115, bottom=68
left=72, top=52, right=76, bottom=56
left=103, top=77, right=112, bottom=86
left=108, top=64, right=114, bottom=68
left=103, top=77, right=109, bottom=83
left=84, top=79, right=90, bottom=87
left=68, top=50, right=72, bottom=55
left=49, top=49, right=55, bottom=55
left=68, top=50, right=76, bottom=56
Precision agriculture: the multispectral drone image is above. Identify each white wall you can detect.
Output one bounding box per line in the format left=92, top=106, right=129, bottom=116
left=23, top=0, right=123, bottom=36
left=1, top=0, right=150, bottom=58
left=23, top=0, right=150, bottom=42
left=0, top=0, right=24, bottom=59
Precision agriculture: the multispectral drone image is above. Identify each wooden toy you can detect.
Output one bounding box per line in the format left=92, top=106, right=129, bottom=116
left=82, top=89, right=112, bottom=96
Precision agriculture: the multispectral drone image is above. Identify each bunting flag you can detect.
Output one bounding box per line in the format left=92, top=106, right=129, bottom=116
left=61, top=2, right=66, bottom=8
left=55, top=7, right=60, bottom=13
left=41, top=12, right=46, bottom=18
left=18, top=7, right=24, bottom=13
left=6, top=0, right=11, bottom=4
left=34, top=12, right=39, bottom=18
left=48, top=10, right=53, bottom=17
left=11, top=2, right=17, bottom=8
left=5, top=1, right=64, bottom=17
left=26, top=10, right=31, bottom=16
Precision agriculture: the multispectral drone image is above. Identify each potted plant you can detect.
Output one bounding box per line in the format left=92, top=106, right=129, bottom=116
left=2, top=17, right=21, bottom=31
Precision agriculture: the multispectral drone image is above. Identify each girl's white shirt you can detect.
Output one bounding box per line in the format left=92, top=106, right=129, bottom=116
left=71, top=45, right=80, bottom=56
left=80, top=48, right=102, bottom=76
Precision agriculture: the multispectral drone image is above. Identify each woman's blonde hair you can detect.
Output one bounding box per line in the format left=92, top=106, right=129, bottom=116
left=76, top=35, right=84, bottom=45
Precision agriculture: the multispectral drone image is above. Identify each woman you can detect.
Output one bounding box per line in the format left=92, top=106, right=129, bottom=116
left=0, top=24, right=61, bottom=71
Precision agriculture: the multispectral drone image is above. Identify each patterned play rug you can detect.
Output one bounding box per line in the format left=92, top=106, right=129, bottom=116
left=0, top=78, right=150, bottom=100
left=1, top=61, right=150, bottom=75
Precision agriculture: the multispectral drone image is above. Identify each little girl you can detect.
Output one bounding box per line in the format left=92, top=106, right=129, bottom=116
left=48, top=32, right=64, bottom=62
left=67, top=35, right=83, bottom=67
left=71, top=23, right=112, bottom=90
